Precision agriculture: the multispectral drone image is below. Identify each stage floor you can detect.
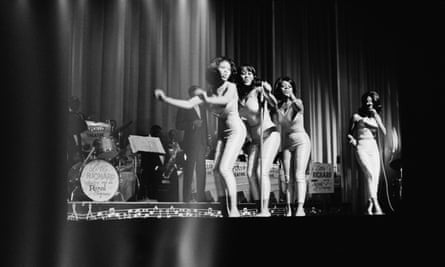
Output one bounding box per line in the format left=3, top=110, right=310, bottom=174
left=67, top=201, right=289, bottom=220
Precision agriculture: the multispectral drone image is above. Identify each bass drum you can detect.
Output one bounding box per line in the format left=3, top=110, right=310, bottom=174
left=80, top=159, right=119, bottom=201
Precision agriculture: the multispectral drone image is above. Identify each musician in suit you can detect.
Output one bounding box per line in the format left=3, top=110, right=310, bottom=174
left=175, top=85, right=209, bottom=202
left=67, top=96, right=88, bottom=169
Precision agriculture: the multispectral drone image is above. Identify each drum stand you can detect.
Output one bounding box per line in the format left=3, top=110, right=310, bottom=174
left=69, top=186, right=79, bottom=201
left=112, top=191, right=125, bottom=201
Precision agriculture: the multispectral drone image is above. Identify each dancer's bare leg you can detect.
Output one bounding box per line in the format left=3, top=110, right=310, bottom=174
left=256, top=132, right=280, bottom=217
left=246, top=145, right=260, bottom=203
left=216, top=125, right=246, bottom=217
left=282, top=149, right=292, bottom=216
left=294, top=139, right=311, bottom=217
left=213, top=140, right=227, bottom=202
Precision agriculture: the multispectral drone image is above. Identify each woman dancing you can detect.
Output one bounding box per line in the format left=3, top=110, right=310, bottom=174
left=273, top=77, right=311, bottom=216
left=237, top=65, right=280, bottom=217
left=154, top=57, right=246, bottom=217
left=347, top=91, right=386, bottom=215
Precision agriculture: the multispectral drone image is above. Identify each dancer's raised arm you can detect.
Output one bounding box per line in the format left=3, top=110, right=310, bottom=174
left=154, top=88, right=203, bottom=109
left=369, top=108, right=387, bottom=135
left=196, top=83, right=237, bottom=106
left=288, top=90, right=304, bottom=113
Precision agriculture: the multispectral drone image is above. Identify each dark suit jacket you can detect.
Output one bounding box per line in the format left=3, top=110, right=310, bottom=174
left=175, top=106, right=208, bottom=153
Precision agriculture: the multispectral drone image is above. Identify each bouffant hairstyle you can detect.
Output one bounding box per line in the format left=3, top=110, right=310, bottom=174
left=272, top=76, right=299, bottom=103
left=205, top=56, right=237, bottom=87
left=358, top=90, right=382, bottom=116
left=236, top=65, right=261, bottom=100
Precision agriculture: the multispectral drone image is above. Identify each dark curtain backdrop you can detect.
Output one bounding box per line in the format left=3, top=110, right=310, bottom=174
left=8, top=0, right=443, bottom=266
left=59, top=0, right=217, bottom=136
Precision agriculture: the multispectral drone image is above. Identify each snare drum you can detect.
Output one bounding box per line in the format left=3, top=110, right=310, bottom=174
left=80, top=159, right=120, bottom=201
left=96, top=136, right=119, bottom=161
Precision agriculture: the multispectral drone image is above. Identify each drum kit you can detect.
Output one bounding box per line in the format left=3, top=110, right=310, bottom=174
left=68, top=120, right=139, bottom=202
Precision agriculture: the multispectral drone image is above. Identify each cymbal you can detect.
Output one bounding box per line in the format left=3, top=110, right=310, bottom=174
left=112, top=120, right=133, bottom=135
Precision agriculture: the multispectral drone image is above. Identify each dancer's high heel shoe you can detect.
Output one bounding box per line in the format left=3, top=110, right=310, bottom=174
left=295, top=208, right=306, bottom=217
left=371, top=198, right=385, bottom=215
left=228, top=209, right=241, bottom=217
left=365, top=199, right=373, bottom=215
left=255, top=210, right=271, bottom=217
left=373, top=203, right=385, bottom=215
left=295, top=205, right=306, bottom=217
left=285, top=204, right=292, bottom=217
left=373, top=210, right=385, bottom=215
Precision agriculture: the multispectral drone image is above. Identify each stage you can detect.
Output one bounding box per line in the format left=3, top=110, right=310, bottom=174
left=67, top=201, right=291, bottom=220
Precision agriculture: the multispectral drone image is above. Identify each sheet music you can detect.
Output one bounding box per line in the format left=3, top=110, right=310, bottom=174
left=128, top=135, right=166, bottom=154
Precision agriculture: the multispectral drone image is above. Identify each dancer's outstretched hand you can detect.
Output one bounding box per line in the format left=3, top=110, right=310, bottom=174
left=154, top=89, right=166, bottom=101
left=347, top=134, right=357, bottom=147
left=195, top=88, right=208, bottom=102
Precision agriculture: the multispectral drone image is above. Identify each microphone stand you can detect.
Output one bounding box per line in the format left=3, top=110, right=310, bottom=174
left=259, top=86, right=265, bottom=213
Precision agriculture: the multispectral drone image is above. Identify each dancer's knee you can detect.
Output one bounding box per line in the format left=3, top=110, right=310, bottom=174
left=218, top=165, right=232, bottom=179
left=282, top=174, right=291, bottom=183
left=246, top=167, right=255, bottom=181
left=296, top=175, right=306, bottom=183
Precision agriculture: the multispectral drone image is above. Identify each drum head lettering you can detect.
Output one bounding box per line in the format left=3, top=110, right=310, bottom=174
left=80, top=160, right=119, bottom=201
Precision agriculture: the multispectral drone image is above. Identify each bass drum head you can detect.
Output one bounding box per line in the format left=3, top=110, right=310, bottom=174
left=80, top=159, right=119, bottom=201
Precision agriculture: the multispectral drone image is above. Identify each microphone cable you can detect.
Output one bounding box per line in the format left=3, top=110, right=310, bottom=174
left=377, top=132, right=395, bottom=213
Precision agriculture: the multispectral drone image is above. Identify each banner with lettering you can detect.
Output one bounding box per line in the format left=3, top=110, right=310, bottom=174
left=204, top=160, right=280, bottom=201
left=308, top=162, right=334, bottom=194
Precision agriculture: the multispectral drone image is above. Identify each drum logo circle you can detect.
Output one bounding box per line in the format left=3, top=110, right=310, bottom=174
left=80, top=160, right=119, bottom=201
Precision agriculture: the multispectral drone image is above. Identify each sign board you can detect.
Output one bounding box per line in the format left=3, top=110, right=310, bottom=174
left=308, top=162, right=334, bottom=194
left=204, top=160, right=280, bottom=201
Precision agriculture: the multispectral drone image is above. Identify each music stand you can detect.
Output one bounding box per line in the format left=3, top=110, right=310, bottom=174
left=128, top=135, right=166, bottom=155
left=128, top=135, right=166, bottom=201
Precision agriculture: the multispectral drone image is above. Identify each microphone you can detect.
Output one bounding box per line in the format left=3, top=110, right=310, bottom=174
left=253, top=79, right=263, bottom=88
left=259, top=86, right=265, bottom=103
left=257, top=80, right=278, bottom=110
